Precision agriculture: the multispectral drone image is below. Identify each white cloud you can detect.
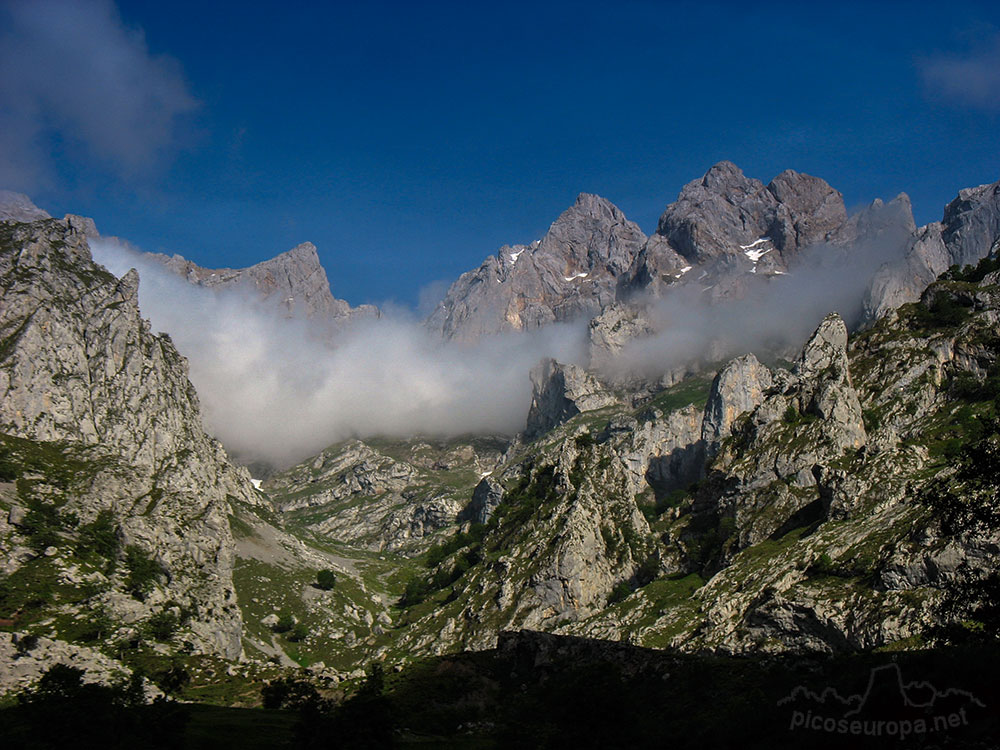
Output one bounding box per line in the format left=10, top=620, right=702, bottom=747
left=90, top=239, right=587, bottom=468
left=0, top=0, right=197, bottom=189
left=919, top=34, right=1000, bottom=110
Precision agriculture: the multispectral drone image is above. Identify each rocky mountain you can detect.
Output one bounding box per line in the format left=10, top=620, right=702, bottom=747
left=425, top=193, right=647, bottom=342
left=2, top=167, right=1000, bottom=748
left=374, top=266, right=1000, bottom=658
left=864, top=179, right=1000, bottom=319
left=142, top=241, right=379, bottom=325
left=0, top=191, right=50, bottom=223
left=0, top=216, right=264, bottom=694
left=425, top=163, right=1000, bottom=384
left=427, top=163, right=859, bottom=344
left=263, top=435, right=507, bottom=553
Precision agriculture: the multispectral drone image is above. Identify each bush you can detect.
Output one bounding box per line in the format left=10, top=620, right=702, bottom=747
left=315, top=569, right=337, bottom=591
left=124, top=545, right=164, bottom=600
left=21, top=498, right=64, bottom=552
left=286, top=623, right=309, bottom=643
left=16, top=663, right=189, bottom=748
left=261, top=677, right=323, bottom=710
left=156, top=663, right=191, bottom=696
left=146, top=610, right=179, bottom=641
left=273, top=613, right=296, bottom=633
left=943, top=256, right=1000, bottom=284
left=910, top=293, right=973, bottom=330
left=607, top=581, right=633, bottom=604
left=78, top=509, right=120, bottom=561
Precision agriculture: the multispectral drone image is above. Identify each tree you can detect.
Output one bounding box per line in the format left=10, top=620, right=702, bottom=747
left=315, top=569, right=337, bottom=591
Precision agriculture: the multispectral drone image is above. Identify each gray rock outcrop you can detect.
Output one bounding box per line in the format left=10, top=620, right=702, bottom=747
left=0, top=191, right=51, bottom=222
left=587, top=304, right=656, bottom=377
left=0, top=217, right=260, bottom=658
left=460, top=477, right=504, bottom=525
left=147, top=241, right=379, bottom=324
left=701, top=353, right=773, bottom=459
left=864, top=178, right=1000, bottom=320
left=655, top=162, right=846, bottom=267
left=525, top=359, right=617, bottom=440
left=426, top=193, right=647, bottom=341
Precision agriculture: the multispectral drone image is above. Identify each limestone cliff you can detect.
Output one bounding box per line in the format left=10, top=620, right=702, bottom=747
left=0, top=217, right=261, bottom=660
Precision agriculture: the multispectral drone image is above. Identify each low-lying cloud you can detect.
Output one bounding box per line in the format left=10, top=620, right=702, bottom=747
left=91, top=239, right=587, bottom=468
left=91, top=215, right=911, bottom=470
left=606, top=232, right=912, bottom=381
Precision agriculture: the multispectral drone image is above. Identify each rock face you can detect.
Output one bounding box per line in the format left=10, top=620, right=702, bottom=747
left=460, top=477, right=504, bottom=526
left=388, top=270, right=1000, bottom=658
left=655, top=162, right=846, bottom=267
left=0, top=218, right=259, bottom=659
left=264, top=436, right=507, bottom=554
left=525, top=359, right=617, bottom=440
left=701, top=353, right=772, bottom=459
left=146, top=242, right=379, bottom=324
left=792, top=314, right=866, bottom=450
left=0, top=633, right=155, bottom=697
left=0, top=191, right=50, bottom=222
left=586, top=304, right=656, bottom=377
left=421, top=163, right=999, bottom=361
left=864, top=178, right=1000, bottom=320
left=426, top=194, right=647, bottom=341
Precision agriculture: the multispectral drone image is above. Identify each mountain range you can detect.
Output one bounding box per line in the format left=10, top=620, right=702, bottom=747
left=1, top=164, right=999, bottom=746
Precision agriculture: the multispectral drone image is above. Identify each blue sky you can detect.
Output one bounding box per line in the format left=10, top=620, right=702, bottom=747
left=2, top=0, right=1000, bottom=309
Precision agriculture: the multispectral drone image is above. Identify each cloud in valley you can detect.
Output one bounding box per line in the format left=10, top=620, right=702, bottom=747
left=90, top=239, right=588, bottom=468
left=606, top=232, right=911, bottom=381
left=0, top=0, right=197, bottom=189
left=90, top=216, right=911, bottom=469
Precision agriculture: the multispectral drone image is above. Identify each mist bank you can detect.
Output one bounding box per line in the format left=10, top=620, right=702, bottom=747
left=90, top=224, right=907, bottom=468
left=604, top=234, right=910, bottom=381
left=91, top=239, right=588, bottom=467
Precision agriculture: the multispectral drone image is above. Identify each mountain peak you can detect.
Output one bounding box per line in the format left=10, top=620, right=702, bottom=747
left=278, top=241, right=320, bottom=262
left=0, top=190, right=51, bottom=222
left=701, top=160, right=745, bottom=186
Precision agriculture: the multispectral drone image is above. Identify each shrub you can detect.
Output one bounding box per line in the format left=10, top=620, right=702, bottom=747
left=315, top=569, right=337, bottom=591
left=607, top=581, right=633, bottom=604
left=635, top=554, right=661, bottom=586
left=146, top=610, right=179, bottom=641
left=156, top=663, right=191, bottom=696
left=261, top=677, right=322, bottom=710
left=273, top=613, right=296, bottom=633
left=78, top=509, right=120, bottom=561
left=286, top=623, right=309, bottom=643
left=124, top=545, right=164, bottom=600
left=21, top=498, right=64, bottom=552
left=807, top=553, right=839, bottom=577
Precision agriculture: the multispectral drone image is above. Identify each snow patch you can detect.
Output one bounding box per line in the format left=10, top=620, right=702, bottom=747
left=509, top=248, right=525, bottom=263
left=563, top=272, right=589, bottom=282
left=740, top=238, right=772, bottom=271
left=251, top=478, right=262, bottom=490
left=674, top=265, right=693, bottom=278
